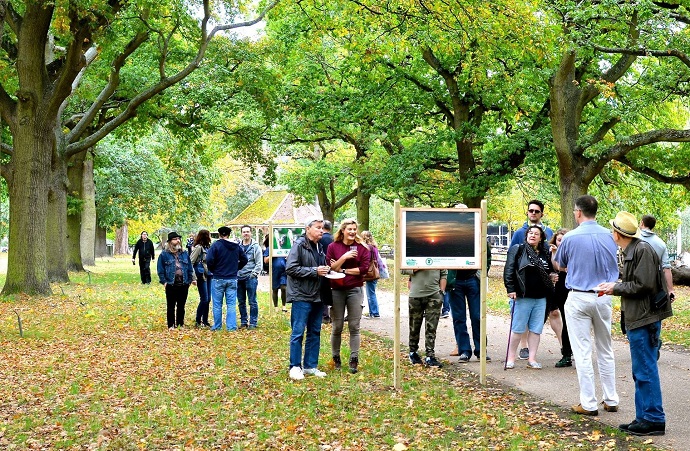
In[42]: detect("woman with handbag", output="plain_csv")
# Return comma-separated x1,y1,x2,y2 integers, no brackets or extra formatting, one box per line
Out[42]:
190,229,213,328
361,230,383,318
503,226,557,369
326,219,371,374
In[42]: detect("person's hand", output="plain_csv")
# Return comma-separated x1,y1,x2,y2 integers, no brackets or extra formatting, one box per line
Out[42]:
346,250,357,259
192,281,197,286
549,244,557,253
507,292,516,300
317,265,330,276
593,282,615,295
550,272,559,284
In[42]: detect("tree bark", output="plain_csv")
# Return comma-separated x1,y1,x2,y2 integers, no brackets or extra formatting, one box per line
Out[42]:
356,180,370,231
66,150,87,271
47,157,70,282
94,223,108,258
3,128,52,295
114,223,129,255
80,154,96,266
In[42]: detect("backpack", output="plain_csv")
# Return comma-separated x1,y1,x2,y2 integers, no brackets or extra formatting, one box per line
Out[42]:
363,249,380,282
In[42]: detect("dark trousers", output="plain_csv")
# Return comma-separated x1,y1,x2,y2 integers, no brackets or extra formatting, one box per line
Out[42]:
139,259,152,284
195,273,213,325
558,301,572,357
165,284,189,328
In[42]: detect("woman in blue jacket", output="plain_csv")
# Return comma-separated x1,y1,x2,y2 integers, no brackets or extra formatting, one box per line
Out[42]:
158,231,196,329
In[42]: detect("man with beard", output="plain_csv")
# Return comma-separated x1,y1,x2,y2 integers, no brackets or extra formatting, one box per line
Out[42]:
157,232,196,329
132,231,155,284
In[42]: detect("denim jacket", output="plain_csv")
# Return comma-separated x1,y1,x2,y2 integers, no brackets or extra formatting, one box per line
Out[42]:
157,249,196,285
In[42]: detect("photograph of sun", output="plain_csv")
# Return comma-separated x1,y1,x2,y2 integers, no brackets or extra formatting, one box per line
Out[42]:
404,210,476,258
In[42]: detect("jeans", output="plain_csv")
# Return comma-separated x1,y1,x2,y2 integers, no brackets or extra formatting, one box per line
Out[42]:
565,291,618,411
442,291,450,315
237,277,259,327
195,273,213,325
449,276,482,356
289,301,324,369
628,321,665,423
211,278,238,331
165,284,189,328
365,280,380,317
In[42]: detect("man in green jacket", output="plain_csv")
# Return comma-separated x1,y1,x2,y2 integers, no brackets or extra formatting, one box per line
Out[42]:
596,211,673,437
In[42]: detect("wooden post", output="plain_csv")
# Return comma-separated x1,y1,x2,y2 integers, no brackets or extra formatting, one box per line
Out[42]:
393,199,401,389
480,199,488,385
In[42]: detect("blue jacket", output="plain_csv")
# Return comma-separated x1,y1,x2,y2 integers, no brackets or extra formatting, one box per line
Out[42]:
510,222,554,248
206,239,248,279
157,250,195,285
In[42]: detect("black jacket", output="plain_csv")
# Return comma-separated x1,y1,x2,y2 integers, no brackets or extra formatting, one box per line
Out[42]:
286,234,326,303
133,239,155,262
503,243,553,298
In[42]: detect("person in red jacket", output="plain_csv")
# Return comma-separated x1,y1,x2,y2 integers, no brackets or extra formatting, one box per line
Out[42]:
326,218,370,374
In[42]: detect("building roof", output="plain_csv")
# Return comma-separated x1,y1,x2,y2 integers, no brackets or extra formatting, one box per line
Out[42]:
228,190,322,226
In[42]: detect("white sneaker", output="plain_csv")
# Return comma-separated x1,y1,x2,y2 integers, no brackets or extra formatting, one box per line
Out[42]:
303,368,327,377
289,366,304,380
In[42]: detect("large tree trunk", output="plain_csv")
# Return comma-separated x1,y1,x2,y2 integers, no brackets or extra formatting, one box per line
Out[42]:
47,166,70,282
80,154,96,266
94,223,108,258
114,223,130,255
3,129,52,295
356,180,370,231
66,150,87,271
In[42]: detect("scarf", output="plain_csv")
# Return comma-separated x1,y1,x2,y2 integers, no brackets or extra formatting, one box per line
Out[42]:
525,244,554,293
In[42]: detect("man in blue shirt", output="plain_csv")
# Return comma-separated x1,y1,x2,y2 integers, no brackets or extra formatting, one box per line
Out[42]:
554,195,620,416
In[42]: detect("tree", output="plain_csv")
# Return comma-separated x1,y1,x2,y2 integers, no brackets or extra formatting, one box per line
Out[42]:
547,1,690,228
0,0,278,294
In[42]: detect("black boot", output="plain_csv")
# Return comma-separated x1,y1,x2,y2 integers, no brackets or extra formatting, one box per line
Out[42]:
349,356,358,374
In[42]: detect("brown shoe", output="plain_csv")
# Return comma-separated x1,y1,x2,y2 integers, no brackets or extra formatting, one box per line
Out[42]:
572,404,598,416
601,402,618,412
450,347,459,357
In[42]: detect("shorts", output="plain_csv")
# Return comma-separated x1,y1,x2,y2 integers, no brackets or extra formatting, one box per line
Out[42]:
510,297,547,334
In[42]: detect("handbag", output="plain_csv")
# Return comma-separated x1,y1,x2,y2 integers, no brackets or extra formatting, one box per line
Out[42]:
363,249,380,282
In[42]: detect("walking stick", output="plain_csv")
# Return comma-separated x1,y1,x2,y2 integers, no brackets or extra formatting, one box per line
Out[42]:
504,298,515,371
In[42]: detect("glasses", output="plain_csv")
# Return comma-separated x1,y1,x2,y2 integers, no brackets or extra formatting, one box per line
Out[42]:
527,209,542,214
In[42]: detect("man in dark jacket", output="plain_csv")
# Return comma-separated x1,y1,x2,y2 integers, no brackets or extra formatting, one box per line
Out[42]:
596,211,673,437
286,217,331,380
206,226,248,331
132,231,155,284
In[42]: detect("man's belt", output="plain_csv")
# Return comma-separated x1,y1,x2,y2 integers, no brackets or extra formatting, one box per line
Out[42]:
570,289,596,293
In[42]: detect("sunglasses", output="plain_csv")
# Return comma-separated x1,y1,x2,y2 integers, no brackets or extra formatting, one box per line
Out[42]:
528,209,542,214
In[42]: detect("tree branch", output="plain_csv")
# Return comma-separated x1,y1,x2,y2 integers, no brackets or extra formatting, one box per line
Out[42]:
616,154,690,189
607,128,690,162
65,0,281,158
591,45,690,69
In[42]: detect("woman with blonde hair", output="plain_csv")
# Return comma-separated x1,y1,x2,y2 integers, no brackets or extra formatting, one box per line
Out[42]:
326,219,370,373
361,231,382,318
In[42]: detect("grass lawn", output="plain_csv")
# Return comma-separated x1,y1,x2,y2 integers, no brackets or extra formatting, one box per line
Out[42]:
0,257,671,449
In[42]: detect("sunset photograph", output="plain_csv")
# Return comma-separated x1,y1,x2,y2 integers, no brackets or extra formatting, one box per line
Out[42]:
403,209,478,258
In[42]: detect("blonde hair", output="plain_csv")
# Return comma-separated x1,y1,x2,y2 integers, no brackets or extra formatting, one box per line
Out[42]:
361,230,377,247
333,218,365,245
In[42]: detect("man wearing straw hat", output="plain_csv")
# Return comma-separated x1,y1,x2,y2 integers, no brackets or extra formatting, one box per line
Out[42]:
553,195,620,417
595,211,673,436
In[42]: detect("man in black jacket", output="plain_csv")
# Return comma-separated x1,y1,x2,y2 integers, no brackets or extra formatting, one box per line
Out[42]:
132,231,155,284
286,217,331,380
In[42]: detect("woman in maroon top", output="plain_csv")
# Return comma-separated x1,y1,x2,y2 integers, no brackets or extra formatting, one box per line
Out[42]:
326,218,371,374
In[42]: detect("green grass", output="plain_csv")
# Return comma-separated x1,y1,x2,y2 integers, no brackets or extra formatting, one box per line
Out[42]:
0,257,667,449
